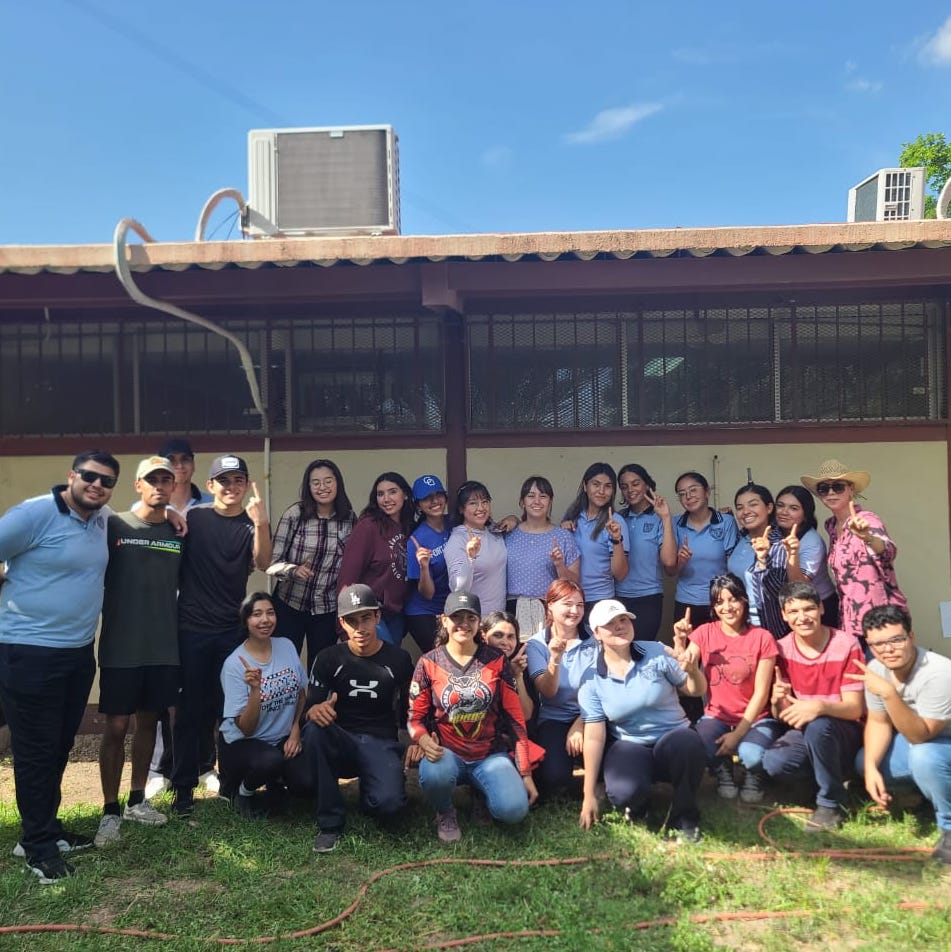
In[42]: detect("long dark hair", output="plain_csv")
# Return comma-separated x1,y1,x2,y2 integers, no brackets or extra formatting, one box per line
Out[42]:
618,463,656,516
775,484,818,538
564,462,617,540
733,482,776,537
298,458,353,522
708,573,750,628
361,472,415,535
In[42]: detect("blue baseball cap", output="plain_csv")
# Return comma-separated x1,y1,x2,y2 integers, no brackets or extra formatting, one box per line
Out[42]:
412,474,446,501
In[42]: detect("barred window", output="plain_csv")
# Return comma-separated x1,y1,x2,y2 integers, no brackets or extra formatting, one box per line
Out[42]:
469,300,945,430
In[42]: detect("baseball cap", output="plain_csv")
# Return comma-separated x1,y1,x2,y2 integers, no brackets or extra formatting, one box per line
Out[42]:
208,454,249,480
588,599,636,630
157,438,195,459
412,474,446,501
444,590,482,618
135,456,175,481
337,584,381,618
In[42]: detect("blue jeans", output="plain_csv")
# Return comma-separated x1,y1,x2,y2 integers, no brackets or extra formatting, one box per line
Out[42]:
419,750,529,823
856,734,951,832
761,716,862,808
695,716,782,770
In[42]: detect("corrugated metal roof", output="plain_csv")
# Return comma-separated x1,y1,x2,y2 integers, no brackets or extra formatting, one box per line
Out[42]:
1,220,951,275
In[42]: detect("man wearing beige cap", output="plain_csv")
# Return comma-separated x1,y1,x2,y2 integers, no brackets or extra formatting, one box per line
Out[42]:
94,457,184,847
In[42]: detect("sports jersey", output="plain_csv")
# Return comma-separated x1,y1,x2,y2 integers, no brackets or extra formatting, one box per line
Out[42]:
405,521,451,615
408,643,531,775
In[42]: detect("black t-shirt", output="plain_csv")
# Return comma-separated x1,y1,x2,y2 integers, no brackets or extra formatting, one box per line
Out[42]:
307,641,413,740
177,505,255,633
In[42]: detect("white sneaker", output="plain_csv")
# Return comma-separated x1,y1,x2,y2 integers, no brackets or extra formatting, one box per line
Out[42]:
123,800,168,826
198,771,220,795
94,814,122,847
144,776,171,800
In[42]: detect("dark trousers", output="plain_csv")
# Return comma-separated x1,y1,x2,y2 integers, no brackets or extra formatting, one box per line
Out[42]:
273,596,339,671
302,722,405,832
217,734,312,796
0,642,95,862
603,727,706,823
532,718,579,795
172,627,240,794
617,593,664,642
405,614,438,654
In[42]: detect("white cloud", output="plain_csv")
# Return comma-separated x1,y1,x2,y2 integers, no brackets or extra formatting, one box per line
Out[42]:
563,102,663,145
481,145,512,169
844,60,857,74
846,77,883,93
920,15,951,64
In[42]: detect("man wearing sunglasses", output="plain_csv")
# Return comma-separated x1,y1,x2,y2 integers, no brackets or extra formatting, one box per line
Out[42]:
849,605,951,866
171,454,271,817
0,450,120,883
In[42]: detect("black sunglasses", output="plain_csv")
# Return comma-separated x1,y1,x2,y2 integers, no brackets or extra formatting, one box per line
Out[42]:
74,468,118,489
815,480,850,496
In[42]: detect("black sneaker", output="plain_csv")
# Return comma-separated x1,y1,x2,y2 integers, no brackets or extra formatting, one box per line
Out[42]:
233,792,267,820
932,830,951,865
667,815,702,844
26,855,75,885
739,769,765,804
171,791,195,817
12,830,93,859
805,804,845,832
313,830,341,853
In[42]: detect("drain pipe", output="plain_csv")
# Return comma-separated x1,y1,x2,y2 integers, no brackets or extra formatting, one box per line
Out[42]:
112,217,271,520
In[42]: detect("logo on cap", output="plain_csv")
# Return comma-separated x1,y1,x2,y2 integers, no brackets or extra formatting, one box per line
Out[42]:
350,591,361,606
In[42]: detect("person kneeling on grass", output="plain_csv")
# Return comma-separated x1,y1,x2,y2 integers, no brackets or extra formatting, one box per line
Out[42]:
848,605,951,866
301,584,414,854
579,599,708,842
758,581,865,832
408,591,538,843
217,592,310,818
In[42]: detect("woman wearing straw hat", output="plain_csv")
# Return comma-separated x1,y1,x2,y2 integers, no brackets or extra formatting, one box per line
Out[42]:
800,459,908,644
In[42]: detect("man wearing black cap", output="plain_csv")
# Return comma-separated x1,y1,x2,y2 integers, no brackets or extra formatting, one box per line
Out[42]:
302,583,414,853
158,438,213,514
171,454,271,815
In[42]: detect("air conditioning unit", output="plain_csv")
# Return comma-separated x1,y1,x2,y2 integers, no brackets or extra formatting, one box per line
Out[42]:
246,125,400,238
847,167,926,222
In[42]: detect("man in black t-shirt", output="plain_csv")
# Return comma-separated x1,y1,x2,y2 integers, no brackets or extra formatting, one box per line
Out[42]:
170,454,271,816
302,584,414,853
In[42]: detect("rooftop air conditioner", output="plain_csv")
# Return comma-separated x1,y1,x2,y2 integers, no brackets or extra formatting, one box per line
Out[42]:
246,125,400,237
847,167,926,222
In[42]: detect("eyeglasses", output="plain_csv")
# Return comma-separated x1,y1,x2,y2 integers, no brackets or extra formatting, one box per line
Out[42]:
676,486,703,499
815,481,851,496
866,633,910,651
74,469,118,489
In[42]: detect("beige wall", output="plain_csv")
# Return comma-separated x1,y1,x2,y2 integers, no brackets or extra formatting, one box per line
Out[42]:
1,440,948,709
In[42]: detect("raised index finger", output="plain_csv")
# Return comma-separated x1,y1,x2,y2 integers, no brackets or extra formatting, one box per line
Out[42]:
239,655,252,670
848,500,858,520
409,536,420,550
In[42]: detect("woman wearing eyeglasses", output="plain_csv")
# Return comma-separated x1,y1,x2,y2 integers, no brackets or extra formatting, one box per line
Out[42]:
800,460,908,645
669,472,740,628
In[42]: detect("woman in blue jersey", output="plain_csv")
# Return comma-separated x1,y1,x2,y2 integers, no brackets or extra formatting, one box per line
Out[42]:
670,471,740,627
504,475,579,637
404,475,452,653
615,464,677,641
562,463,629,623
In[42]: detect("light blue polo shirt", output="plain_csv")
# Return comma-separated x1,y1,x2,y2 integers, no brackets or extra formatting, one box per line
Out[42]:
616,507,666,598
571,510,630,601
673,510,740,606
578,641,689,745
526,631,598,723
0,486,109,648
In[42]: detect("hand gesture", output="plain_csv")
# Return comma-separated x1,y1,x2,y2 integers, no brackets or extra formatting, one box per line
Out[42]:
647,489,670,519
293,564,315,581
550,540,564,567
418,731,444,762
672,607,692,655
605,508,622,544
411,536,432,571
465,527,482,560
781,524,799,565
676,539,692,570
751,527,771,565
843,659,895,700
245,482,268,526
509,644,528,677
239,655,262,691
548,635,567,665
306,691,338,727
846,501,873,543
771,670,792,706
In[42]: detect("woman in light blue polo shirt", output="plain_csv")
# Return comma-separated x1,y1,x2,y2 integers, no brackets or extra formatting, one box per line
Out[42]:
578,598,707,842
562,463,629,623
616,464,677,641
670,471,740,627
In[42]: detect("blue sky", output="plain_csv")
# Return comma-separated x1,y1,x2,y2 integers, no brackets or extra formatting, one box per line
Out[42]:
1,1,950,245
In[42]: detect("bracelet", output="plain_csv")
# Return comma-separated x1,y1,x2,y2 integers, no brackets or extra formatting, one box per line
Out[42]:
611,538,621,546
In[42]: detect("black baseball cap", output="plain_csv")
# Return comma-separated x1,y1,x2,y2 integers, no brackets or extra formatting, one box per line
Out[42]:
208,454,249,480
444,591,482,618
158,438,195,459
337,584,381,618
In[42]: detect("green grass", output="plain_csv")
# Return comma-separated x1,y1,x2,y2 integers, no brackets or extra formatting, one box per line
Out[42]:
0,779,949,952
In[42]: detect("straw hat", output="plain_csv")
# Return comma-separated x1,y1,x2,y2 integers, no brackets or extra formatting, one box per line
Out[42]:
800,459,871,495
